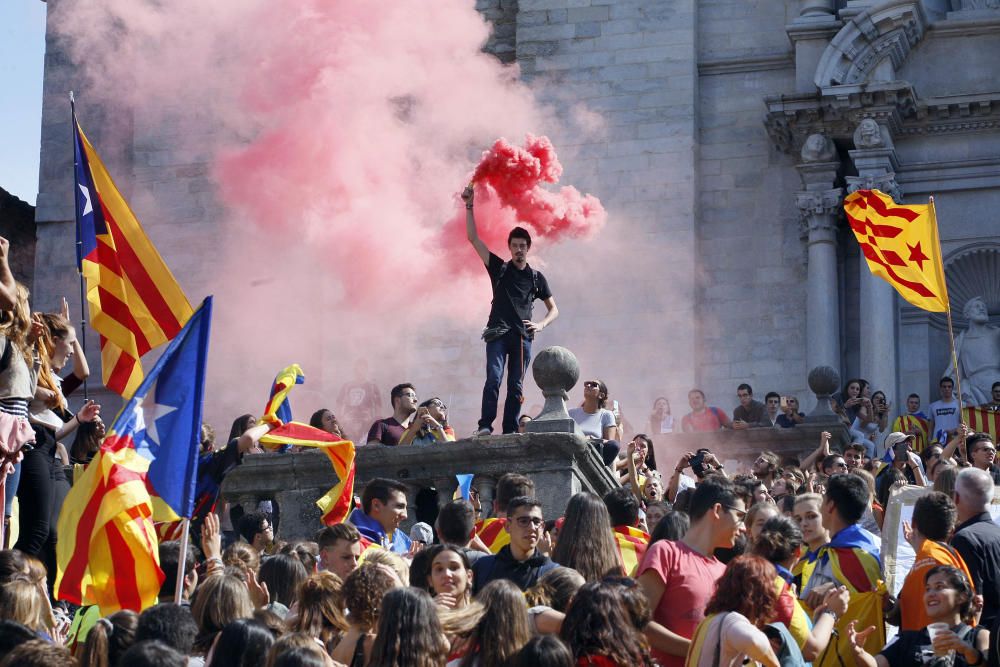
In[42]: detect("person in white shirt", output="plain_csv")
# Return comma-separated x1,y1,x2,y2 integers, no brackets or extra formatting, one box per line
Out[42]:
569,379,620,466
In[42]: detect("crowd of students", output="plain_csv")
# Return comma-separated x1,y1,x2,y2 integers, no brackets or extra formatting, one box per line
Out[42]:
1,417,998,667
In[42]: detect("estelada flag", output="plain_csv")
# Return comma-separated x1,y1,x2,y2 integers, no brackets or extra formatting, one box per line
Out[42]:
843,190,949,312
475,517,510,554
73,105,193,398
55,298,213,613
257,365,357,525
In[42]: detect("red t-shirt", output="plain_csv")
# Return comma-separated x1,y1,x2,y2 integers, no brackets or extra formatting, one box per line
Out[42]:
681,408,725,432
637,540,726,667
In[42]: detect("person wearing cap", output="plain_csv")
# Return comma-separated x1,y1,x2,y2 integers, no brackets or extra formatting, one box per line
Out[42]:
409,522,434,555
874,432,927,504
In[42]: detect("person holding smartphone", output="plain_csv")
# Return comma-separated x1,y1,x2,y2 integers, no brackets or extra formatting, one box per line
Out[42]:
776,395,805,428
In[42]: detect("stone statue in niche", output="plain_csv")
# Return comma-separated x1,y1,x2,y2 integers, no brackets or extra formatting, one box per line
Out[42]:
944,297,1000,406
853,118,886,148
951,0,1000,10
801,133,836,162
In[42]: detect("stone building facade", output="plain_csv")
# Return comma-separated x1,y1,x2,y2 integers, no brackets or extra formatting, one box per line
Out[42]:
32,0,1000,422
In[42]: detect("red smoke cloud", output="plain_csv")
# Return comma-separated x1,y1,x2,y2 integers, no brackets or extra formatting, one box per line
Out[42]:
439,134,606,276
50,0,608,423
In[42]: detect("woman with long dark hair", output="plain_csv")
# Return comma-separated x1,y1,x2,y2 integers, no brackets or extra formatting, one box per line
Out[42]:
454,579,533,667
425,545,473,609
308,408,344,439
559,580,655,667
367,588,449,667
207,618,275,667
684,555,781,667
551,492,622,582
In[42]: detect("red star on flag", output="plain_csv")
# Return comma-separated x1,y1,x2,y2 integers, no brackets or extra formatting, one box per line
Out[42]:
907,241,929,270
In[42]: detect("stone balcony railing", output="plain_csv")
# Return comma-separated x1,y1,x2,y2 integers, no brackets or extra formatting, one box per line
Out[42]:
222,432,619,540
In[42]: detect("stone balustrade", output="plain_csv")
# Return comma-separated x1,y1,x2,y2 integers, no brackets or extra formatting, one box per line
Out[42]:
222,432,620,540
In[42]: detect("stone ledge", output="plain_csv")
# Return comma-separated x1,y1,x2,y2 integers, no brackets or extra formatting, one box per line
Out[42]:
222,432,620,539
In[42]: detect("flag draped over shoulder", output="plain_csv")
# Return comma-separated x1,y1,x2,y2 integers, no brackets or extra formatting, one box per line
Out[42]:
56,298,213,613
843,190,949,312
73,109,193,398
258,365,357,525
613,525,650,576
892,414,930,453
474,517,510,554
801,526,886,666
965,407,1000,444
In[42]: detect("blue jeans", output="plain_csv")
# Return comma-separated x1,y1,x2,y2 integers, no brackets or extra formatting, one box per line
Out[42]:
4,461,21,518
479,331,532,434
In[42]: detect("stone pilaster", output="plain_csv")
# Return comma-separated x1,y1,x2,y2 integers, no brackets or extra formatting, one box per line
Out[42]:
847,122,901,399
795,158,843,376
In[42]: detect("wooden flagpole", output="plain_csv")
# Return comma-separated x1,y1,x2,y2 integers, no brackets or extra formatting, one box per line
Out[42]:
930,197,965,424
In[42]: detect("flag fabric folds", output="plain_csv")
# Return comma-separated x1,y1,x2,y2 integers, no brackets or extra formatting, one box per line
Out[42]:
55,446,162,614
891,414,930,452
613,525,650,576
103,297,213,520
55,297,213,614
474,518,510,554
73,109,193,398
257,365,357,525
843,190,949,313
964,407,1000,444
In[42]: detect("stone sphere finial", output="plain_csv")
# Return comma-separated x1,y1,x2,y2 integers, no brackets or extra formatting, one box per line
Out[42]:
806,365,841,422
525,346,582,434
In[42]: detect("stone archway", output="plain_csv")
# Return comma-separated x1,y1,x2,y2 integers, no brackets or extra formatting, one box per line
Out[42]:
814,0,928,88
942,243,1000,327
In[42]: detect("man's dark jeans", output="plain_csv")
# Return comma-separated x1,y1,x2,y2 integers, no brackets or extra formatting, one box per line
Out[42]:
479,330,531,434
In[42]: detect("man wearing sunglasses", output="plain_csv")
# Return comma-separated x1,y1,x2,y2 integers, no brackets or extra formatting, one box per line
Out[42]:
472,496,558,594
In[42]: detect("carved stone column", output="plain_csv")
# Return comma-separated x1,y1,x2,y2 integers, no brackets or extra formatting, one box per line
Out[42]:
847,119,901,398
796,134,843,377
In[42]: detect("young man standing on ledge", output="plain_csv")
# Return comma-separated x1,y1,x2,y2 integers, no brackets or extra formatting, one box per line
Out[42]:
464,185,558,436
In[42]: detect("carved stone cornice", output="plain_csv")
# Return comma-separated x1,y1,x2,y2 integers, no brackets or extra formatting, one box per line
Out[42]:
764,83,1000,154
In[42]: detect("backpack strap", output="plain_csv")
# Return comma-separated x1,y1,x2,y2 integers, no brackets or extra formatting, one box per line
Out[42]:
495,262,541,300
0,336,10,375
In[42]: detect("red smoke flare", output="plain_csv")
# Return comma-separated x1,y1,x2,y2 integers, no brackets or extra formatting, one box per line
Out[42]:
440,134,606,274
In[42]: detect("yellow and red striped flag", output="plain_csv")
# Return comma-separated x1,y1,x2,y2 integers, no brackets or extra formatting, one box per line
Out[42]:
964,407,1000,444
474,517,510,554
892,414,930,452
844,190,949,313
73,108,193,398
613,524,650,576
55,446,163,614
257,365,357,525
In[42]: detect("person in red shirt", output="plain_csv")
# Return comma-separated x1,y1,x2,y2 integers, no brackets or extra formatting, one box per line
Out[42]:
637,476,745,666
681,389,731,432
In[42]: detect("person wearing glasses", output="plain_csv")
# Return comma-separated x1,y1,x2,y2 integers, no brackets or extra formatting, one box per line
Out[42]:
399,397,455,446
569,378,620,466
471,496,558,594
963,432,1000,484
636,476,747,667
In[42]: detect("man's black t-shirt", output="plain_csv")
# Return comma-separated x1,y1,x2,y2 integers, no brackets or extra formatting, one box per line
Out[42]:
485,252,551,338
880,624,981,666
